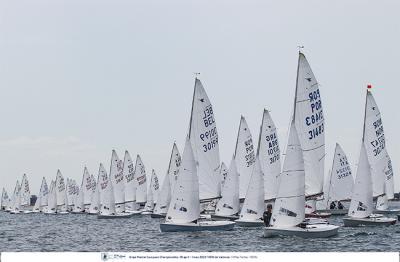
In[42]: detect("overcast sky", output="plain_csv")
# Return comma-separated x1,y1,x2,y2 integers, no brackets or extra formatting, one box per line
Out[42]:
1,0,399,194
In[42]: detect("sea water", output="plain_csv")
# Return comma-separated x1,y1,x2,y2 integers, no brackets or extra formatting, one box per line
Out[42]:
1,206,400,252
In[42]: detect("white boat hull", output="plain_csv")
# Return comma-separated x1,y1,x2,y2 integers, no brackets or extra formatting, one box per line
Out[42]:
141,211,153,215
263,224,339,238
160,220,235,232
234,219,264,227
317,209,348,215
124,210,143,215
373,209,400,215
211,214,239,221
343,216,396,227
97,213,135,219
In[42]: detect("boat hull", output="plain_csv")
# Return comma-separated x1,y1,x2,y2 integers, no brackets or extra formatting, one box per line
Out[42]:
141,211,153,215
160,221,235,232
151,213,166,218
317,209,348,215
97,213,135,219
263,224,339,238
343,216,396,227
373,209,400,215
305,212,331,218
210,214,239,221
124,210,143,215
234,219,264,227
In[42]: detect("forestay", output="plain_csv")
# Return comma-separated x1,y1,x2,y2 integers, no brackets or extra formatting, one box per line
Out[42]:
234,116,256,200
348,144,373,218
188,78,221,201
166,138,200,223
271,121,305,228
294,52,325,198
215,156,239,216
258,109,281,201
326,144,354,202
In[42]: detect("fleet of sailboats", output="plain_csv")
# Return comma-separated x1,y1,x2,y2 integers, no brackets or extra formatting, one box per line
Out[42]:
2,51,398,238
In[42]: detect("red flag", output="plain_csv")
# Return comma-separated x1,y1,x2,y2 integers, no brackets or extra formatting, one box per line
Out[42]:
367,84,372,89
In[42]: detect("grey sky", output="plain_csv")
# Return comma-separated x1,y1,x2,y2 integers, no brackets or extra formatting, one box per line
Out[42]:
1,0,399,194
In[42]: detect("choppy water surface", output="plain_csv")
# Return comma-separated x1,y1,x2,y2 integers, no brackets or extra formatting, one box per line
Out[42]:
1,208,400,252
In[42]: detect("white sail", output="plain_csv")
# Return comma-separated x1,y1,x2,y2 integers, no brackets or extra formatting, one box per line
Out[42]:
348,144,373,218
1,188,9,210
123,150,136,210
153,174,171,215
110,150,125,213
168,143,181,194
294,52,325,198
271,121,305,228
66,178,75,210
258,109,281,201
48,181,57,213
99,163,116,215
39,177,49,210
219,162,228,189
33,194,40,212
234,116,256,200
239,157,265,221
55,170,67,211
215,156,239,216
134,155,147,204
73,185,84,212
166,137,200,223
20,174,31,207
384,153,394,199
376,194,389,211
89,172,100,214
81,167,93,209
363,90,387,197
12,180,22,212
144,169,160,211
326,144,354,203
188,78,221,201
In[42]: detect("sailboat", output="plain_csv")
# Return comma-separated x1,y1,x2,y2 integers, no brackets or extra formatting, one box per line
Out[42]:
55,170,69,214
188,78,221,214
71,183,84,214
109,150,125,214
258,109,282,206
343,144,396,226
81,167,94,212
20,174,33,213
376,154,399,214
142,169,160,215
89,172,100,215
123,150,137,213
160,137,235,232
39,177,49,213
212,156,239,221
97,162,133,219
32,193,41,213
133,155,147,212
1,188,9,211
10,180,22,214
263,121,339,238
44,180,57,214
235,157,265,227
234,116,256,203
320,144,354,215
66,179,75,212
152,143,181,218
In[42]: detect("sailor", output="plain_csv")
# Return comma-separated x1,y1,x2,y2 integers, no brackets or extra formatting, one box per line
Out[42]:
263,204,273,227
337,201,344,210
330,201,336,210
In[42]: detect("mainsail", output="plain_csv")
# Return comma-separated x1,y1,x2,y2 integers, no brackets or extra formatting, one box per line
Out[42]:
257,109,281,201
270,121,305,228
234,116,256,200
144,169,159,211
166,137,200,223
110,150,125,213
81,167,93,210
99,163,116,215
39,177,49,211
55,170,67,212
20,174,31,209
294,52,325,198
325,144,354,203
123,150,136,211
134,155,147,204
188,78,221,201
